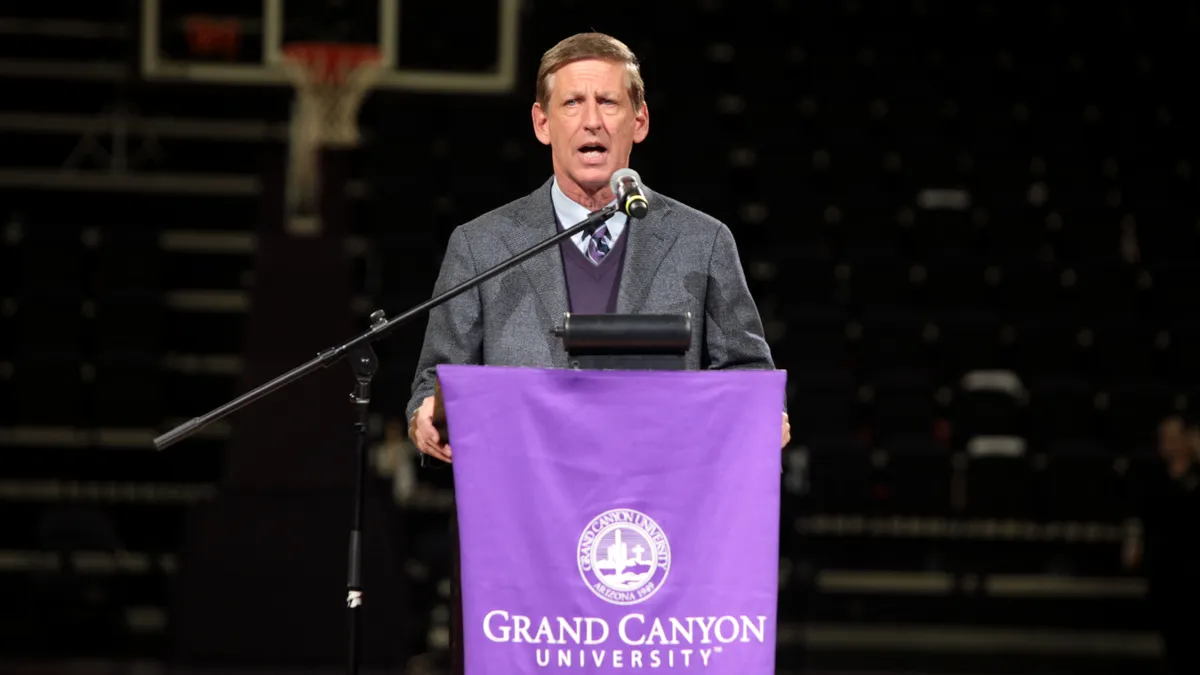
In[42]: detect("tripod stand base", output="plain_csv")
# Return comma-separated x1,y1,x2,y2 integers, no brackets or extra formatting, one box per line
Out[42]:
168,488,412,669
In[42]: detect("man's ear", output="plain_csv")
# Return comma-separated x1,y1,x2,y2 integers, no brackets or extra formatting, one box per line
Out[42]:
632,101,650,144
532,102,551,146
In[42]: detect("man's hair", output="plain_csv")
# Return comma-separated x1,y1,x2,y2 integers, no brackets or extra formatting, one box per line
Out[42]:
535,32,645,110
1163,413,1187,427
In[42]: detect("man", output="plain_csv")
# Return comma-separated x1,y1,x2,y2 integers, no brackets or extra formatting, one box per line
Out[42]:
406,32,788,461
1125,415,1200,675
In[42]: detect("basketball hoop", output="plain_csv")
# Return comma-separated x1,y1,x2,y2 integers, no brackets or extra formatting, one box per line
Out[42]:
281,42,382,234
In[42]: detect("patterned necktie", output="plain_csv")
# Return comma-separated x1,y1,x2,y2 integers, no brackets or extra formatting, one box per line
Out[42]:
588,224,611,263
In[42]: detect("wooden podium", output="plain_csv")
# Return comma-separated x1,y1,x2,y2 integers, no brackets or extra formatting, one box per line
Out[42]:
435,313,692,674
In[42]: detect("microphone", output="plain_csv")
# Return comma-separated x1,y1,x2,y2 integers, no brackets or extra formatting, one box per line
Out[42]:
610,168,650,219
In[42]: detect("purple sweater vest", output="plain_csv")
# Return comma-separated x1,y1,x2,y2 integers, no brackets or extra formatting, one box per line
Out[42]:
556,222,629,314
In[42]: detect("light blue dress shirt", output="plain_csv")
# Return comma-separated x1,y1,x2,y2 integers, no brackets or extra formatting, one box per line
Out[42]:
551,176,627,263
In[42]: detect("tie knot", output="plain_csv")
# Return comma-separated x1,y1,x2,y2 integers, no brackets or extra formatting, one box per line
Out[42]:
587,224,611,263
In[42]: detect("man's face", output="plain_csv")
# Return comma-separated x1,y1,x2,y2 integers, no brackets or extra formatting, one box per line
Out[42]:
1159,418,1188,459
532,58,649,197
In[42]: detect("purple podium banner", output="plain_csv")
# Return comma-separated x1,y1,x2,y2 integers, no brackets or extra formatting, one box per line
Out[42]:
438,365,786,674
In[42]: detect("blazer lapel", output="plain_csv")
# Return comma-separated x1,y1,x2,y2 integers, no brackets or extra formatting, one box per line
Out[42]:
501,179,570,324
499,179,680,318
616,187,679,313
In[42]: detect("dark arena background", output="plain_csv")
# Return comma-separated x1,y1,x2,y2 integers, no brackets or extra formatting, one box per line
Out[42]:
1,1,1198,674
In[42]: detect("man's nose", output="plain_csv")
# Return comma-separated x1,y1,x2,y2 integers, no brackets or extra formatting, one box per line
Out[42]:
582,100,602,130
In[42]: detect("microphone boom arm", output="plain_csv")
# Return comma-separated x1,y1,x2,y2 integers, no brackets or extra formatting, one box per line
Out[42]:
154,203,618,451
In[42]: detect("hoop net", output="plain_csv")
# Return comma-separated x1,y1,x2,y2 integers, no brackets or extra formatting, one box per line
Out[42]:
281,42,382,230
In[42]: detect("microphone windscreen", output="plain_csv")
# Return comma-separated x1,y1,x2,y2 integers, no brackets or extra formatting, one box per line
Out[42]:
609,167,641,195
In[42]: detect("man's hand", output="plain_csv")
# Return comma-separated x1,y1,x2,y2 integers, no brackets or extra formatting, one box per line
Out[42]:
782,412,791,449
409,395,451,463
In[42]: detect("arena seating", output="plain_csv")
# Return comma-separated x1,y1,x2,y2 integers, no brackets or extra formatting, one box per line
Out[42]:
2,1,1197,673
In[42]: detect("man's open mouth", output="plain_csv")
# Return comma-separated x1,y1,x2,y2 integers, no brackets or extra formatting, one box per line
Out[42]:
578,143,608,159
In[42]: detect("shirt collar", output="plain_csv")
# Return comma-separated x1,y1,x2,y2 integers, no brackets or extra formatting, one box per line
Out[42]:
551,176,627,243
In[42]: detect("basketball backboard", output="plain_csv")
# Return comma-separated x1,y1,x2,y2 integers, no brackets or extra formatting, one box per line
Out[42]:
139,0,520,94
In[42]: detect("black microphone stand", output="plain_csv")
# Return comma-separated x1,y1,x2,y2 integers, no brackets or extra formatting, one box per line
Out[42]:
154,203,618,675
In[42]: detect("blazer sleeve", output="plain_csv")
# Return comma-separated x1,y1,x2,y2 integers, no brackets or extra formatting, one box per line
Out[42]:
703,224,787,414
703,223,779,371
404,225,485,426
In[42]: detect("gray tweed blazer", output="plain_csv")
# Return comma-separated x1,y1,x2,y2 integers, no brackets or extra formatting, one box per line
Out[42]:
404,177,779,423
